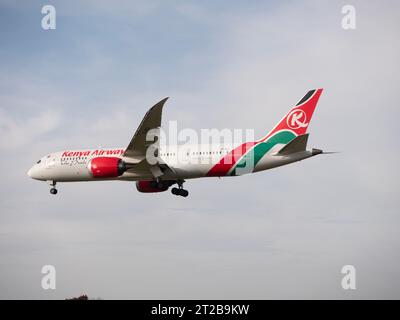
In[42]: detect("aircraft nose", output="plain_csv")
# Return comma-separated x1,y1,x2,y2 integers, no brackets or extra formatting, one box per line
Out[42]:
27,166,39,179
27,168,32,177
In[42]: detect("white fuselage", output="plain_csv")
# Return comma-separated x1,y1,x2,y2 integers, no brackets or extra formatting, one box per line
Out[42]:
27,89,324,196
27,143,314,183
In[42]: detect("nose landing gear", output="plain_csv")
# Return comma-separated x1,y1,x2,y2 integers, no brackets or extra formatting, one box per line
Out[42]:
48,181,58,195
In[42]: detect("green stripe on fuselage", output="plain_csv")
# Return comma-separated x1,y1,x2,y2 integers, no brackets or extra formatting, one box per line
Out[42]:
230,131,296,176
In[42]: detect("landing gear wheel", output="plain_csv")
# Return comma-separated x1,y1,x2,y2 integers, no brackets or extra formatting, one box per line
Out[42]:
172,180,189,197
48,181,57,195
171,187,180,195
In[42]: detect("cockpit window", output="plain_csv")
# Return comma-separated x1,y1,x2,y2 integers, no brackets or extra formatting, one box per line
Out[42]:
36,160,41,164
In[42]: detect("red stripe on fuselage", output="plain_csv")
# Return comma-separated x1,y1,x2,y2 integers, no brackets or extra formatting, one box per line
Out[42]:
206,141,257,177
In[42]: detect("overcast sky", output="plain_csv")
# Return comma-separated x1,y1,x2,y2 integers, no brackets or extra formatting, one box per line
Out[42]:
1,0,400,299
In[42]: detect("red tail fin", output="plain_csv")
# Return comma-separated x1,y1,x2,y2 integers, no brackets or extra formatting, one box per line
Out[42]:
260,88,323,141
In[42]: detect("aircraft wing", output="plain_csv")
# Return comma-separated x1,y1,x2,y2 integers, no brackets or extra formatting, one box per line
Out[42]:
123,97,173,178
123,97,168,160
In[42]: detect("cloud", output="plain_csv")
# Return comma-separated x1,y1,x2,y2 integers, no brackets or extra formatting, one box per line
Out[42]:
0,109,60,149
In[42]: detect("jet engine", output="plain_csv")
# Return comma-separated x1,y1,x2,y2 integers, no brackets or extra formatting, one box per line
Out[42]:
89,157,127,178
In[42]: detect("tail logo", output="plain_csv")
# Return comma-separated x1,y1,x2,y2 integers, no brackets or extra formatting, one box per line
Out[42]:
287,109,308,129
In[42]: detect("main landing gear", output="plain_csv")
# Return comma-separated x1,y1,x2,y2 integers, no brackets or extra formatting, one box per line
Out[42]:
48,181,58,195
171,180,189,198
171,187,189,197
149,178,189,197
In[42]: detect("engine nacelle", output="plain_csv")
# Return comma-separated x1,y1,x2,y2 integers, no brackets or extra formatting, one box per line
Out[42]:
136,180,173,193
89,157,126,178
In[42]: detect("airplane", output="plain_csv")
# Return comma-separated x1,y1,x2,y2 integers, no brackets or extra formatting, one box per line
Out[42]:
28,89,328,197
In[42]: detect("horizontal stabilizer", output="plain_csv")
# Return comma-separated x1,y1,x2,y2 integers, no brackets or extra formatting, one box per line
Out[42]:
278,134,309,155
312,148,339,155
